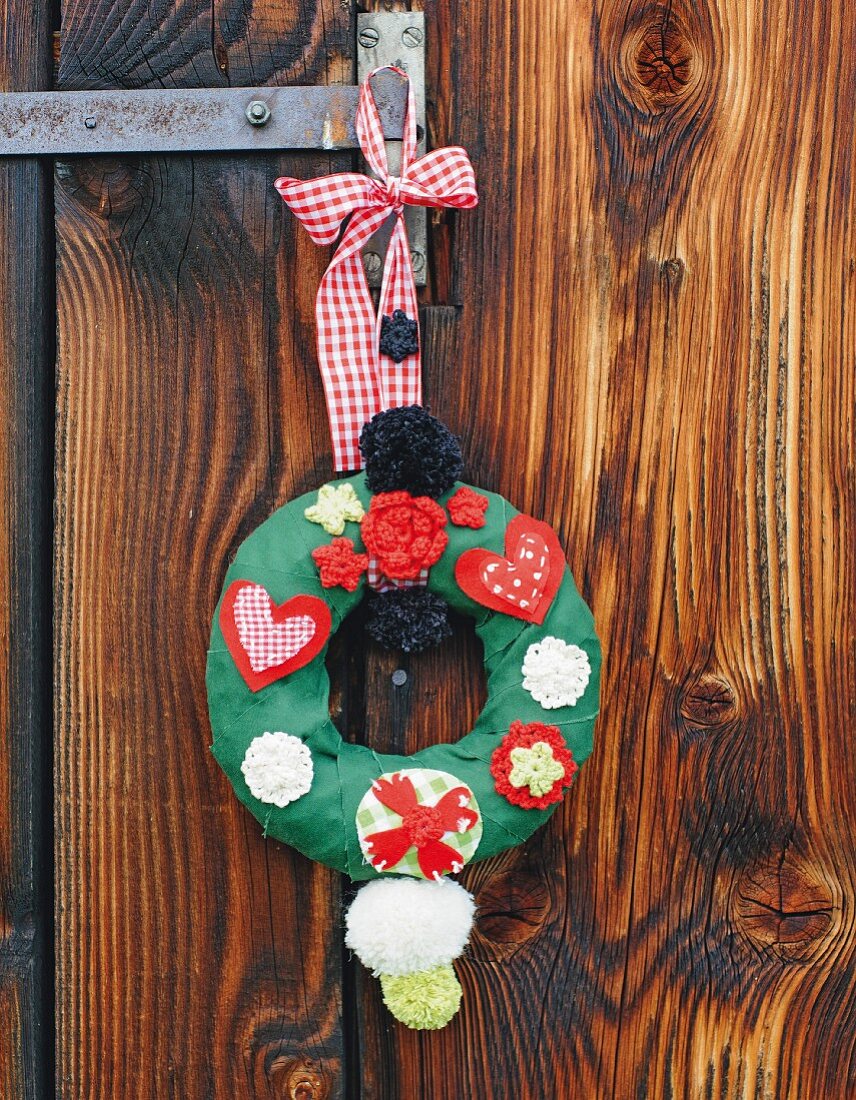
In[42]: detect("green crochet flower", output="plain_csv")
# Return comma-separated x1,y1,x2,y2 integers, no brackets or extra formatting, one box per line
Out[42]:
508,741,565,798
304,482,365,536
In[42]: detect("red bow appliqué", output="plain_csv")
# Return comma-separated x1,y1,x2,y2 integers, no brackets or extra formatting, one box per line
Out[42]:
362,772,480,879
275,66,478,471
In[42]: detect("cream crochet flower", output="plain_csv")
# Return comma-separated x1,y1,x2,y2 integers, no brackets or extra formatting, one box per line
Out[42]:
304,482,365,536
521,636,591,709
241,732,314,807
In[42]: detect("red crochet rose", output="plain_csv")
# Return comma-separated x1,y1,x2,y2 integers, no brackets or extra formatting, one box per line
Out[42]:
361,491,448,581
490,720,578,810
311,537,368,592
447,486,489,528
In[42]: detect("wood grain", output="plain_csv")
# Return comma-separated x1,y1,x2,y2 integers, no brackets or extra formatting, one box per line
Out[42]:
355,1,856,1097
0,3,54,1097
43,0,856,1097
54,3,352,1097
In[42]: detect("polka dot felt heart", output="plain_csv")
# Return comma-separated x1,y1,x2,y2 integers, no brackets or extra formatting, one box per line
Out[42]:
219,581,332,692
454,514,565,624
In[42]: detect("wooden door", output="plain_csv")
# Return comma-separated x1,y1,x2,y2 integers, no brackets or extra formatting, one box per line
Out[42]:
1,1,855,1097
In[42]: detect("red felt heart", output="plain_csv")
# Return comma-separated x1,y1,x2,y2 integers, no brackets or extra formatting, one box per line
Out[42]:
220,581,332,692
454,514,565,624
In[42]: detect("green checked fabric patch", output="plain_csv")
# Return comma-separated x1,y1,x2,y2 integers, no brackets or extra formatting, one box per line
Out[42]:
356,769,484,879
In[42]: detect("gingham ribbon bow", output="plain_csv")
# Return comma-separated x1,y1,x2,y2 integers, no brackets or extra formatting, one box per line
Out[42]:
274,66,478,471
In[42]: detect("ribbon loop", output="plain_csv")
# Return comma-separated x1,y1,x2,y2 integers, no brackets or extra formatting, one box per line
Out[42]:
275,66,478,471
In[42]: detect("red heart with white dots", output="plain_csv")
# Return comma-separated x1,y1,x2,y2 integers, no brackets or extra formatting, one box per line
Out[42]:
220,581,332,692
455,515,565,624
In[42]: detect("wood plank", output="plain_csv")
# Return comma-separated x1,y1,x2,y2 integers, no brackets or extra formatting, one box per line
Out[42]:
54,3,352,1096
357,1,856,1096
0,4,54,1098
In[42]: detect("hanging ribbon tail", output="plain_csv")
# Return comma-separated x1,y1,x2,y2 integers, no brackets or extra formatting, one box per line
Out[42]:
376,212,420,411
274,65,479,472
314,206,390,471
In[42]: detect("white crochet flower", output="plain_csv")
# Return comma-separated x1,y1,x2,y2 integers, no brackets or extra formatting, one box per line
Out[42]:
241,732,314,807
521,636,591,709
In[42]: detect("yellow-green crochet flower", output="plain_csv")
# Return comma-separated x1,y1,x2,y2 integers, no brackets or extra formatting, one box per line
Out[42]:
508,741,565,797
304,482,365,536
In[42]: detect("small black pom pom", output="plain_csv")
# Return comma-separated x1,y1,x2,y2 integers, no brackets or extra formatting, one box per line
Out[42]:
379,309,419,363
359,405,463,498
366,588,453,653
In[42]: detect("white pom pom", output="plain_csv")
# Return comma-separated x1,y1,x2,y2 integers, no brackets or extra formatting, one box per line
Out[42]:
241,732,313,807
521,636,591,709
345,878,476,976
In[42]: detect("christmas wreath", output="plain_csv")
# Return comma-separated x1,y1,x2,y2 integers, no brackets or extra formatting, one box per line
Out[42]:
206,68,601,1030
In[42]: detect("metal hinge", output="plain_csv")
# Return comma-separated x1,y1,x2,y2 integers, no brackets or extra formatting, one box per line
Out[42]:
0,12,428,284
0,80,411,157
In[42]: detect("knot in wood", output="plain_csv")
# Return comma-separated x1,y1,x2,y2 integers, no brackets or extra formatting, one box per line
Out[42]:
56,158,149,219
734,851,836,962
270,1057,328,1100
617,4,700,114
470,866,551,959
660,257,686,288
635,30,691,101
679,673,738,733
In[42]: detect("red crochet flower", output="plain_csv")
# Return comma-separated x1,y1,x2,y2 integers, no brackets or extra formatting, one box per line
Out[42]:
362,772,479,879
490,720,578,810
447,486,489,528
361,491,448,580
311,537,368,592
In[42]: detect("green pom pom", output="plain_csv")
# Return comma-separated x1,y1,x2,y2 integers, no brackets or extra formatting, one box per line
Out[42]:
380,964,463,1030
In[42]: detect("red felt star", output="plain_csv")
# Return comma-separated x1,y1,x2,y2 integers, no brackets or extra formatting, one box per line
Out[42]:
311,537,368,592
447,486,489,528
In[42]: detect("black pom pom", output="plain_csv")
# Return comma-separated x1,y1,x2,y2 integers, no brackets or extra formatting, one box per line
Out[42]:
379,309,419,363
366,588,453,653
359,405,463,497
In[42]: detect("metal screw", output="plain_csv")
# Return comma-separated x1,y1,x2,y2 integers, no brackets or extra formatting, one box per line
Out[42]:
364,251,383,276
84,116,97,129
358,27,380,49
392,669,407,687
401,26,423,48
246,100,271,126
410,249,425,274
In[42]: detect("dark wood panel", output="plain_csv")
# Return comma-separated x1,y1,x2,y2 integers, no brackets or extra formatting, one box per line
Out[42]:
46,0,856,1097
54,3,352,1097
357,1,856,1097
0,3,54,1098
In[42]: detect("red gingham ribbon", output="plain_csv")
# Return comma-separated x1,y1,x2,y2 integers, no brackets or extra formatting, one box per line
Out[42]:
274,66,478,471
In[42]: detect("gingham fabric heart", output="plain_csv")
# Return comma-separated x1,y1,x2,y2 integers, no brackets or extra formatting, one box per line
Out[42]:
220,582,332,692
233,584,316,672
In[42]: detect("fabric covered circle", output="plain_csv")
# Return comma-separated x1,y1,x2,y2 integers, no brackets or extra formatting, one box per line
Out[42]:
355,769,483,878
207,473,600,881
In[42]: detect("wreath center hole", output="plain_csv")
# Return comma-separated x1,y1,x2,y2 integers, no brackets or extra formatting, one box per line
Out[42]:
327,606,487,755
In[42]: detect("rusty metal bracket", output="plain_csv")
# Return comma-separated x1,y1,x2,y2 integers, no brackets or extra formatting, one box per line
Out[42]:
357,11,427,287
0,82,409,157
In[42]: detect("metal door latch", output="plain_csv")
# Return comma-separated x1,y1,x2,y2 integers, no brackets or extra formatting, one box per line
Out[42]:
356,12,426,287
